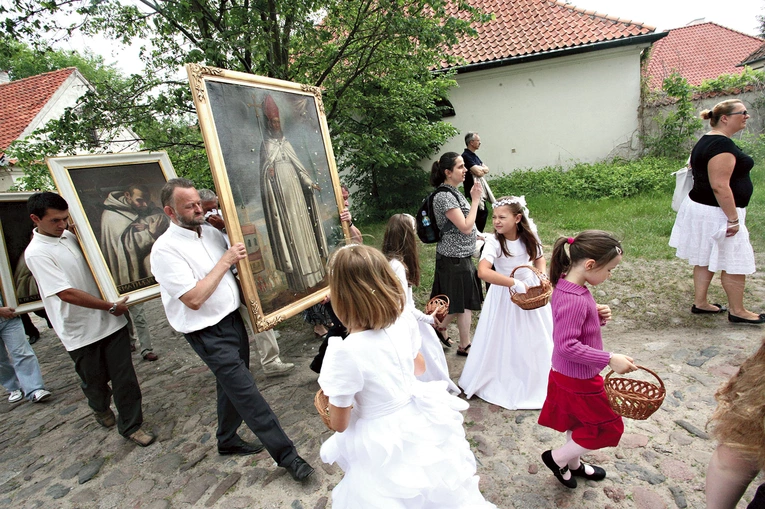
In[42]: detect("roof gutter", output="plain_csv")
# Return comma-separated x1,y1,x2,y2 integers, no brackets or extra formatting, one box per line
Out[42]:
443,31,668,75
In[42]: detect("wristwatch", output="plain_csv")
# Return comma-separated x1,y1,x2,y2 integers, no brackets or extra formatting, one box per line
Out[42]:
108,303,118,314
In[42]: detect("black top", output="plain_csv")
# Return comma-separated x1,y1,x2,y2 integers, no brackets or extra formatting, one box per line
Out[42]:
461,149,482,199
689,135,754,208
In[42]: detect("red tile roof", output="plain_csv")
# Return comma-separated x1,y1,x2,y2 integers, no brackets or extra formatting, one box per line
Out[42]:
0,67,76,153
442,0,656,69
741,41,765,67
644,23,763,90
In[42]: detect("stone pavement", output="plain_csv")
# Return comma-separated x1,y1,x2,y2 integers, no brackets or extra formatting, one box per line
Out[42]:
1,299,764,508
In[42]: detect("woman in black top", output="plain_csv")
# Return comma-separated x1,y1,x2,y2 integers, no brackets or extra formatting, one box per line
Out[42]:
669,99,762,323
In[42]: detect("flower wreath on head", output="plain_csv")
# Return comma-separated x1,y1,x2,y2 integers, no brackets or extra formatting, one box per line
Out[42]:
493,195,539,236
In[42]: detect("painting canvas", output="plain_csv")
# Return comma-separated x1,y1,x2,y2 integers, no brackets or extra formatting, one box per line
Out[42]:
46,152,178,305
0,192,44,313
187,64,348,331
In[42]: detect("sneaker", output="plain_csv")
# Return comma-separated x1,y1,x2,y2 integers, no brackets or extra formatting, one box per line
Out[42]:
94,408,116,428
263,360,295,377
8,390,23,403
31,389,51,403
127,428,156,447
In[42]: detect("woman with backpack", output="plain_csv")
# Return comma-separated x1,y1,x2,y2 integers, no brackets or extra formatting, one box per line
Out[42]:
429,152,483,356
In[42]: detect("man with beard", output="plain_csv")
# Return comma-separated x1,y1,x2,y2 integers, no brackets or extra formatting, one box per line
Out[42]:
259,94,328,294
150,178,313,480
100,184,168,361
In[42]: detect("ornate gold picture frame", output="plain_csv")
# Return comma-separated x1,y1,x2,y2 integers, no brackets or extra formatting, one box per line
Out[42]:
0,192,44,313
46,152,178,305
187,64,348,331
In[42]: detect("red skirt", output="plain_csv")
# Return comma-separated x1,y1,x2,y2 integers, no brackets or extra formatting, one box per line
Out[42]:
538,370,624,449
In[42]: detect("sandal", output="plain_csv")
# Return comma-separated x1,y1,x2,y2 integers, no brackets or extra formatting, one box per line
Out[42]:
456,344,471,357
435,329,453,348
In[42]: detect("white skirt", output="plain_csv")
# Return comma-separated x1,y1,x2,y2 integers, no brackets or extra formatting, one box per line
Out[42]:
669,198,755,274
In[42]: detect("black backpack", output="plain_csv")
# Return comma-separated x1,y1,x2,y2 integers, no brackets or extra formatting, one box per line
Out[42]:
415,187,460,244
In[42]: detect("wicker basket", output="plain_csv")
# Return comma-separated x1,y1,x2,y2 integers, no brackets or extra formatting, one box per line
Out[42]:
509,265,552,310
604,366,666,420
425,294,450,322
314,389,332,429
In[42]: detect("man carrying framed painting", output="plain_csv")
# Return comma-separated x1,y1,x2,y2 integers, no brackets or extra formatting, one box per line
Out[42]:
24,192,155,447
150,178,313,481
260,94,328,294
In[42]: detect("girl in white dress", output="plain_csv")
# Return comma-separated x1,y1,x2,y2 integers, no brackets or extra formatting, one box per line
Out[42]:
383,213,460,395
318,245,496,509
459,196,554,410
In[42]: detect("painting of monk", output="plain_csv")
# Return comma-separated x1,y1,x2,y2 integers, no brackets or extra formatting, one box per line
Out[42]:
260,94,329,294
100,184,169,292
46,152,177,304
0,193,44,312
187,65,349,330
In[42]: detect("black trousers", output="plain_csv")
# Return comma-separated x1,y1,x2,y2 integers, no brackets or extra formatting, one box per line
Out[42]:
310,301,347,374
184,311,297,467
475,204,489,233
68,325,143,437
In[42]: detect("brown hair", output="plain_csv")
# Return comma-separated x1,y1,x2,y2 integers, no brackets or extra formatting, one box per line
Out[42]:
328,245,405,332
382,214,421,287
549,230,622,286
429,152,461,187
700,99,744,127
709,337,765,469
492,197,540,261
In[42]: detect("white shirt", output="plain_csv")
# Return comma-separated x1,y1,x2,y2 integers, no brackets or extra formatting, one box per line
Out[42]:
150,222,240,334
25,229,127,351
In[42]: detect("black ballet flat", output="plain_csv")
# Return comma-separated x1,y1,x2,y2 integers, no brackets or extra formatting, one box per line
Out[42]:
570,462,606,481
691,303,726,314
728,312,765,324
541,450,577,489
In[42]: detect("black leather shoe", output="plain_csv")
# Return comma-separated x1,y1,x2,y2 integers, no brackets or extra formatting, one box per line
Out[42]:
285,456,314,481
217,438,265,456
728,312,765,324
691,303,726,314
541,450,577,488
570,461,606,480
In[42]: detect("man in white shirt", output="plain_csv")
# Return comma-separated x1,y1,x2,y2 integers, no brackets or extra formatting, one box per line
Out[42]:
150,178,313,481
197,189,294,377
24,192,155,447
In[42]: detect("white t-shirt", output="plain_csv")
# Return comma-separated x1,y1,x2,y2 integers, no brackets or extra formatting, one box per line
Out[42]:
150,222,240,334
25,229,127,351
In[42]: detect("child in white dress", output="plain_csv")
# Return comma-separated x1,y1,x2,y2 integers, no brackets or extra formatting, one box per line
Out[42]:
383,213,460,395
318,245,496,508
459,196,554,410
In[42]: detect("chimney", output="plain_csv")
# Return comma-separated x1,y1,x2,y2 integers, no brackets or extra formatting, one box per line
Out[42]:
0,71,9,84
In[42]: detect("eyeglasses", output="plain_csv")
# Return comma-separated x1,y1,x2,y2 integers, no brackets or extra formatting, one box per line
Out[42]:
727,111,749,116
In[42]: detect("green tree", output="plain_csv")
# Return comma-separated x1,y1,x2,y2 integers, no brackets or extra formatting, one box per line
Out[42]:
2,0,489,216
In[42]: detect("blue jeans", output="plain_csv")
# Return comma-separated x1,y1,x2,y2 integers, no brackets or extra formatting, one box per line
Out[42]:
0,317,45,399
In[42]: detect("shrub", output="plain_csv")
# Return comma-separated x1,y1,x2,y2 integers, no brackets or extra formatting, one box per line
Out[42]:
490,156,682,201
644,74,703,159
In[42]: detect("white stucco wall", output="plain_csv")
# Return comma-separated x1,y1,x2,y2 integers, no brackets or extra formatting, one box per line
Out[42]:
434,44,649,175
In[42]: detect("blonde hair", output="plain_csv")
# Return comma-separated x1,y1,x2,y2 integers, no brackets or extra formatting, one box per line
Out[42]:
328,245,405,332
700,99,744,127
709,337,765,470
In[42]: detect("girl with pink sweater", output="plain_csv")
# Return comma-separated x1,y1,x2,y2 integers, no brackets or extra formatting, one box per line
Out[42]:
537,230,638,489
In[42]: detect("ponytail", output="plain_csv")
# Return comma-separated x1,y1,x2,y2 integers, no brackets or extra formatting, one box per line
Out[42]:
549,230,623,286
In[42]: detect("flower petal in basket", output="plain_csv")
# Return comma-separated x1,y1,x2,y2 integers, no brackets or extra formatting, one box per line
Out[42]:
604,366,665,420
509,265,552,310
425,294,450,322
314,389,332,429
